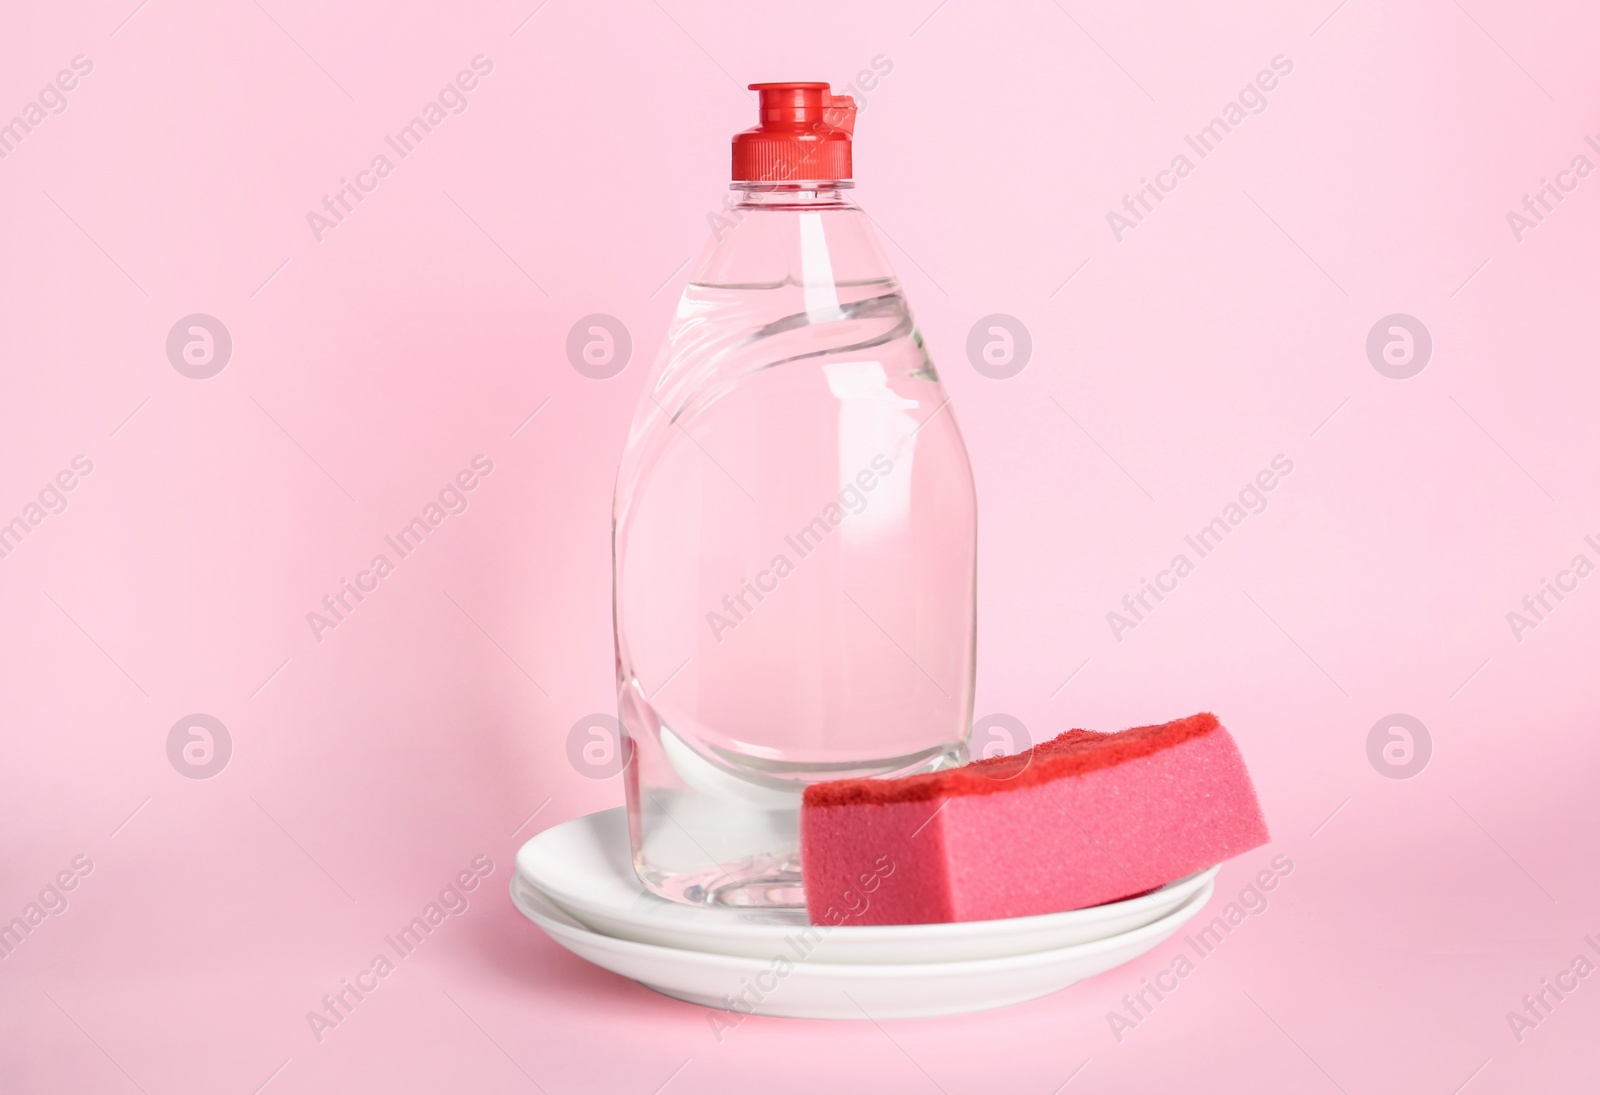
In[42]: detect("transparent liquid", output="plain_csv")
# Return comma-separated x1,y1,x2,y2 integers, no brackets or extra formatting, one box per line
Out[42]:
613,190,976,906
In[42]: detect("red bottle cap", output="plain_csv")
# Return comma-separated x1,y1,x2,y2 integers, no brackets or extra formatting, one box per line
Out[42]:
732,82,856,183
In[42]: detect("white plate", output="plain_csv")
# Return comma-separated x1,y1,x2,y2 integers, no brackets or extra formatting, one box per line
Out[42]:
513,870,1214,1019
514,808,1218,964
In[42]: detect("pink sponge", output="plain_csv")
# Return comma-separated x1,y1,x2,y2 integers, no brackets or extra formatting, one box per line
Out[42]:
800,712,1268,925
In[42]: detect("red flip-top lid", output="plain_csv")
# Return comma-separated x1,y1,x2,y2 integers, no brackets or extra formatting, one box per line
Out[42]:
731,82,856,183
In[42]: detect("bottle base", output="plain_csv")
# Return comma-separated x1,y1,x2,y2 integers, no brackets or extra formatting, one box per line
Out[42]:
636,852,808,909
627,739,968,909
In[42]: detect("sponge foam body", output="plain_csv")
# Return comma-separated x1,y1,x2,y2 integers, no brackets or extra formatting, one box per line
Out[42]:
800,713,1268,925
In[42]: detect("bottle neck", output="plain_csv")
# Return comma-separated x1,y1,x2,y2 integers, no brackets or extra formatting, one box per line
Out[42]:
731,183,855,209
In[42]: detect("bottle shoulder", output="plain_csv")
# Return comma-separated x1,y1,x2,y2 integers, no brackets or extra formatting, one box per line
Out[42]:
696,197,894,291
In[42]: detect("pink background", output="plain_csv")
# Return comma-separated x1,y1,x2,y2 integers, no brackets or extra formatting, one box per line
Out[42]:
2,0,1597,1091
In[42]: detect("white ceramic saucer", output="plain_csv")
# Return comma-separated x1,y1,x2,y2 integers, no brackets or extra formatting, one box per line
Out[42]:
513,869,1214,1019
514,807,1219,964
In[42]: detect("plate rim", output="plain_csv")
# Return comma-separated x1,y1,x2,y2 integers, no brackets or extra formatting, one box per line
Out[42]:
516,805,1220,943
513,872,1216,979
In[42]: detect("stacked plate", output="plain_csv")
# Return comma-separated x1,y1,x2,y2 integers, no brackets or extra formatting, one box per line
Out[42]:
512,807,1217,1020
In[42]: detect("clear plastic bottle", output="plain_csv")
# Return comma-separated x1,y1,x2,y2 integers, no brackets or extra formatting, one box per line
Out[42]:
613,83,976,907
